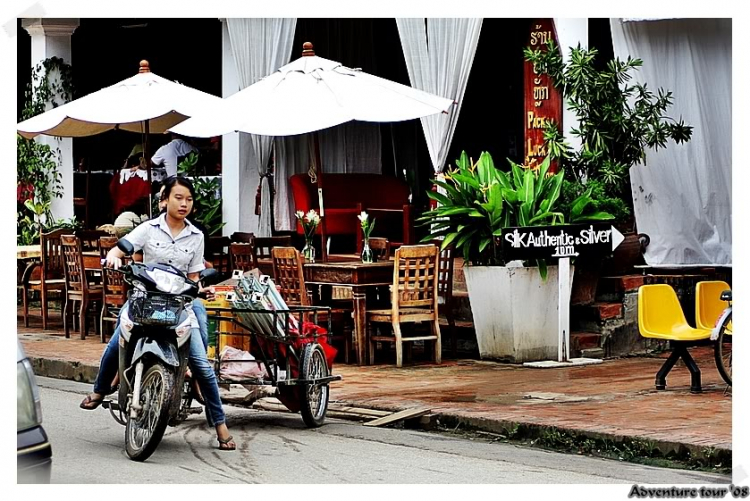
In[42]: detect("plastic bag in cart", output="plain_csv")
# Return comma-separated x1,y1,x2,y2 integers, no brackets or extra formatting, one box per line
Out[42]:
219,345,267,383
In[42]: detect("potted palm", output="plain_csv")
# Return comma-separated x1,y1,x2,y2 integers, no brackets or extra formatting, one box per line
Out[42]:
419,151,611,362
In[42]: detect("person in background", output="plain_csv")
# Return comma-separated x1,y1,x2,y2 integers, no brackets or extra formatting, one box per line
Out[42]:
151,133,197,177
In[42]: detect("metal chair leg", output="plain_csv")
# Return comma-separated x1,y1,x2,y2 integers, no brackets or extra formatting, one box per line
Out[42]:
655,344,682,390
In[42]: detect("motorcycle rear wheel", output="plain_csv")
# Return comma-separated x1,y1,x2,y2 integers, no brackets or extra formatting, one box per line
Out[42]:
126,363,176,461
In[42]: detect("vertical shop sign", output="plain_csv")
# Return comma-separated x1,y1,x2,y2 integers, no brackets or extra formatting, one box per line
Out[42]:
523,19,563,173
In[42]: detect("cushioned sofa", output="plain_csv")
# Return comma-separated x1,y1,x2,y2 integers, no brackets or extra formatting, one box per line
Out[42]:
289,173,414,250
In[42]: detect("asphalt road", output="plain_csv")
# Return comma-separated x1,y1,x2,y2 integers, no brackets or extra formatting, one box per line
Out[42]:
35,377,730,484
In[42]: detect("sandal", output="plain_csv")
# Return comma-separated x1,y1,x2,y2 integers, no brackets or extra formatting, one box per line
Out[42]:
217,435,236,451
80,394,105,410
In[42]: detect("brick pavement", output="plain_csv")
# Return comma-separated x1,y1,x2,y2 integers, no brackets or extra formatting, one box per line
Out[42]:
18,310,732,455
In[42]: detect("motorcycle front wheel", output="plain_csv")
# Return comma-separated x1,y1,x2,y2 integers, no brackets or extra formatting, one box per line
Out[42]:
126,363,176,461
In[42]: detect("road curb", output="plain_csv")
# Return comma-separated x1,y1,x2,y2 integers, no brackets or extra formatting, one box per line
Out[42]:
29,355,730,469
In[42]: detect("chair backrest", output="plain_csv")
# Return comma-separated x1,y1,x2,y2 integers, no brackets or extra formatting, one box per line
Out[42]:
695,280,731,330
102,265,128,307
207,236,231,275
76,229,109,252
431,240,455,301
230,231,255,244
98,236,119,260
255,236,293,261
61,235,86,291
40,228,67,280
392,244,439,312
369,237,391,261
230,243,257,272
271,247,310,306
638,284,689,337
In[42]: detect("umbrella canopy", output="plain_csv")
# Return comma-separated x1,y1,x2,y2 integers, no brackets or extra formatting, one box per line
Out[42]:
17,60,223,139
171,43,454,138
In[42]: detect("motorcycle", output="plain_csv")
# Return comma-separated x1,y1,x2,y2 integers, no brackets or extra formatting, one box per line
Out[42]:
101,239,219,461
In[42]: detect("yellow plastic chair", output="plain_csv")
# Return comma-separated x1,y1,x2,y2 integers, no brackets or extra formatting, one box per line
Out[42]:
638,284,712,393
695,280,731,331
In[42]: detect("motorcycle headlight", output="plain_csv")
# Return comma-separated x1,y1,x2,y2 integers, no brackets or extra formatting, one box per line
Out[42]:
17,359,42,432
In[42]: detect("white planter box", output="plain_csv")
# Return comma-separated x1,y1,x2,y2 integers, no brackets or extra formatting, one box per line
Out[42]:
463,263,574,363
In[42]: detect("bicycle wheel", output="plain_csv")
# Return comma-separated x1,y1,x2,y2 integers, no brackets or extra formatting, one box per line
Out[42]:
300,343,329,428
714,312,732,386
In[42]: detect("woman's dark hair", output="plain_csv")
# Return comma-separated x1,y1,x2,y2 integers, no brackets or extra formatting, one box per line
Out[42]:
161,176,196,201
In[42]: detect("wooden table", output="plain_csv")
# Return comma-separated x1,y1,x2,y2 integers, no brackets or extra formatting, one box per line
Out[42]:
304,260,394,365
17,245,41,260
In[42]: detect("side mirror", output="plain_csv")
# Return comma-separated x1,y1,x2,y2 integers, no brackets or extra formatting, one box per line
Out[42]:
199,267,220,286
117,239,135,256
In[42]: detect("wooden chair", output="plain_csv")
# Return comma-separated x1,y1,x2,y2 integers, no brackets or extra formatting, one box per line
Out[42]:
207,236,232,277
21,229,67,330
367,244,441,367
61,235,103,339
76,229,109,252
369,237,391,261
433,240,457,357
271,247,311,306
98,236,119,260
230,231,255,244
271,247,353,362
100,259,129,343
255,235,293,277
230,242,257,273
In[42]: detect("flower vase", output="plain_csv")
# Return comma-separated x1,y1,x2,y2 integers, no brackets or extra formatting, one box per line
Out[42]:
302,239,315,262
361,238,374,263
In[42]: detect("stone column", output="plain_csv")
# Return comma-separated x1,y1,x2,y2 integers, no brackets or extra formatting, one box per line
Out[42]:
22,18,79,223
220,19,261,237
553,18,588,153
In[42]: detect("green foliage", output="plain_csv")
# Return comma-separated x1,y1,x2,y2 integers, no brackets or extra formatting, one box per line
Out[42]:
524,42,693,223
418,151,611,277
178,152,226,236
17,57,74,244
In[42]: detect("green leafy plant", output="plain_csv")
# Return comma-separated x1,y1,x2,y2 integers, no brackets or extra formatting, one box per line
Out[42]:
418,151,611,278
524,42,693,224
177,152,225,236
18,57,74,244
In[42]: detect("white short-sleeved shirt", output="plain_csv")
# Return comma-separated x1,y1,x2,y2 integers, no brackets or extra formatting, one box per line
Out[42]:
124,213,205,275
150,139,197,177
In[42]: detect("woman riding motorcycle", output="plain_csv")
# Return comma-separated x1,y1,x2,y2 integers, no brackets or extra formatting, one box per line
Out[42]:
80,176,236,451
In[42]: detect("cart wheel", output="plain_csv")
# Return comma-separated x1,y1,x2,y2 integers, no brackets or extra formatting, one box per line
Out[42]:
300,343,329,428
714,312,732,386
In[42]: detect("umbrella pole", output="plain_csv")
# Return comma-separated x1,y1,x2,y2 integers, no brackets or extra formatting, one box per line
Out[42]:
144,120,152,218
314,132,328,262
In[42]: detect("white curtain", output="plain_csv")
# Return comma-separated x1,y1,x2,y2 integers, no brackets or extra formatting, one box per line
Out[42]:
274,123,382,231
610,18,732,266
396,18,482,173
226,18,297,236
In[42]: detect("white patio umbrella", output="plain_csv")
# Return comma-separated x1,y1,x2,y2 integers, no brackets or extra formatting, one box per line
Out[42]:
17,60,224,215
171,42,455,260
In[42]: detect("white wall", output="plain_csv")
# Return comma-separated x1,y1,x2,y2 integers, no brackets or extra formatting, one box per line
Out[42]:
23,18,79,223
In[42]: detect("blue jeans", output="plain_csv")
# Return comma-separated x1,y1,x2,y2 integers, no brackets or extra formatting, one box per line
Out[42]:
93,301,224,427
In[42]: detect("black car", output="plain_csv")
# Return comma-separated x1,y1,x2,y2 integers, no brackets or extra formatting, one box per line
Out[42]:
17,339,51,483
